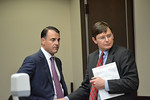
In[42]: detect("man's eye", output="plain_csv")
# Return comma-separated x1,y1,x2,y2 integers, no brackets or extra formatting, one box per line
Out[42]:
50,38,55,42
107,34,111,38
100,37,105,40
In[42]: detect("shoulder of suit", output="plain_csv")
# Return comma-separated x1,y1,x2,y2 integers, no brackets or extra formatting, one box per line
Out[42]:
89,49,99,57
115,45,129,52
24,50,42,59
111,45,131,56
54,56,59,60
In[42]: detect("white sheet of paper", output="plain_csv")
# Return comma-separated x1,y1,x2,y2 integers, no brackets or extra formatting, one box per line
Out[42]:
92,62,124,100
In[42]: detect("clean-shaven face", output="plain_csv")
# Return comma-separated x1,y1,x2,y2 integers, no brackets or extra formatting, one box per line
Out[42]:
41,30,60,56
92,27,114,51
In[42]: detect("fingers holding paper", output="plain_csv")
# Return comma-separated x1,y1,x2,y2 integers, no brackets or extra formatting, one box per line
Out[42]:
90,77,105,90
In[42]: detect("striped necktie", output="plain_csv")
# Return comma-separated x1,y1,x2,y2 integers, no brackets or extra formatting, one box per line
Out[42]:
89,52,104,100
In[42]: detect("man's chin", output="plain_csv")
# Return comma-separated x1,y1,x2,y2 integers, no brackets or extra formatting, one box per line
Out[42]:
54,50,58,54
104,46,112,51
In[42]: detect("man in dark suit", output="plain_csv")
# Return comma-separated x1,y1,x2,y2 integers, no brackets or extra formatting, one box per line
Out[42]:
58,21,139,100
17,26,68,100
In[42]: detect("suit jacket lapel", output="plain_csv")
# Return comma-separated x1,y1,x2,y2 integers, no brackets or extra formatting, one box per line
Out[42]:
55,58,68,95
91,50,99,69
106,45,116,64
38,50,53,84
37,50,68,95
55,58,61,72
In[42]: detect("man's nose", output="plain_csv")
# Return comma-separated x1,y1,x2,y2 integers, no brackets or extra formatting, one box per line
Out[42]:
55,40,59,45
105,37,109,41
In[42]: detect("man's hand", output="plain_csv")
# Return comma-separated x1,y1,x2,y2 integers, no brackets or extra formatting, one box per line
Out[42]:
90,77,105,90
56,97,66,100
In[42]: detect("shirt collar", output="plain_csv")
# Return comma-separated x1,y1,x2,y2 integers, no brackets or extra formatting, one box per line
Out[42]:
41,47,54,60
99,50,109,56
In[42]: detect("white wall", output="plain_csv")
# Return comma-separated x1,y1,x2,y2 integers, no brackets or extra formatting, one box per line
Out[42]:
70,0,83,90
2,0,150,99
0,0,83,99
134,0,150,96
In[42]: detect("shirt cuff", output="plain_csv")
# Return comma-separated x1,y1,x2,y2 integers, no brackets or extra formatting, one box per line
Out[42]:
105,80,110,91
65,96,69,100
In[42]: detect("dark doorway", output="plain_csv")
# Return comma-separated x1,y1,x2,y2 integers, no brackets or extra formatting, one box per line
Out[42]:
80,0,135,76
80,0,150,99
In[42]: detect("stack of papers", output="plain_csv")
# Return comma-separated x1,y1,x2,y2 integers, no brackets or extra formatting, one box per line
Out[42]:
92,62,124,100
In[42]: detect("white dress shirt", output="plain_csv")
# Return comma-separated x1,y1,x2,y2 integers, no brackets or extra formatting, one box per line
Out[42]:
41,47,64,99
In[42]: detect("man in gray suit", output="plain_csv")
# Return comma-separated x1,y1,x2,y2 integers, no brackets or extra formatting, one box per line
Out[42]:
58,21,139,100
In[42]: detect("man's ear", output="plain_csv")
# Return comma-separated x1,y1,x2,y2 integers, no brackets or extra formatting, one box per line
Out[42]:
41,38,45,46
92,37,97,44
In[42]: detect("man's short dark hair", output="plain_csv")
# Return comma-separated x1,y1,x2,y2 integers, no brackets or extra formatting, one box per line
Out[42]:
41,26,60,39
92,21,112,39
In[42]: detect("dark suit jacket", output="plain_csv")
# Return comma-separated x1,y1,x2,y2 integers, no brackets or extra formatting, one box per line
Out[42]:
68,45,139,100
17,49,68,100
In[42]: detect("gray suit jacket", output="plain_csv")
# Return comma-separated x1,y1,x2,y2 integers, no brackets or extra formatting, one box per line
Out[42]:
68,45,139,100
